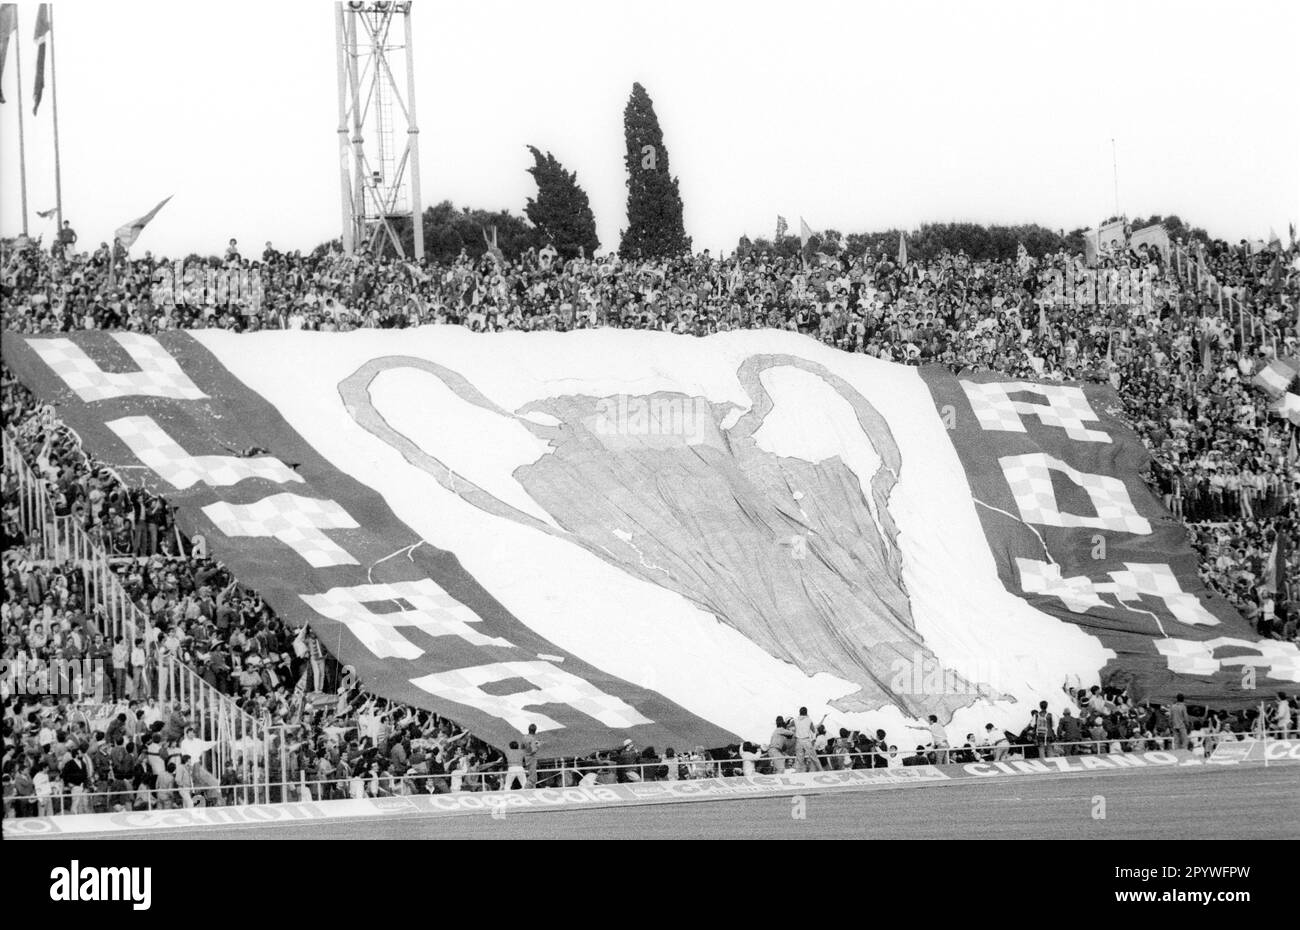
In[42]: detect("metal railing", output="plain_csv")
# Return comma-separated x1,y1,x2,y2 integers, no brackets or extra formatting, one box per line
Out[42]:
3,425,272,797
3,430,145,646
8,730,1295,819
3,427,56,559
1171,242,1288,350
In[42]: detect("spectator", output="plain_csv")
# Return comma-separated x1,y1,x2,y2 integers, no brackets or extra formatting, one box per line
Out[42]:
1032,701,1055,759
501,741,527,790
792,706,821,772
927,713,950,764
1056,707,1083,753
1170,693,1191,750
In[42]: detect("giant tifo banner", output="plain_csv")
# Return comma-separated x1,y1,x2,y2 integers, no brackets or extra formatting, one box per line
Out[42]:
4,329,1296,754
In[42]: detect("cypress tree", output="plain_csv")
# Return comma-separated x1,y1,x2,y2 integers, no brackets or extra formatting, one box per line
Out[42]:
619,82,691,258
524,146,600,259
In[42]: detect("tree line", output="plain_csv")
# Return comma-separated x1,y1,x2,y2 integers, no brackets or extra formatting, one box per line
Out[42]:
318,83,1214,266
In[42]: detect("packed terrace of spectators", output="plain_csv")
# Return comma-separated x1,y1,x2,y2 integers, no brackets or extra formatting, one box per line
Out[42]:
2,228,1297,814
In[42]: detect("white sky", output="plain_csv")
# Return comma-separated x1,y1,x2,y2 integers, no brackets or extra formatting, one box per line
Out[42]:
1,0,1297,256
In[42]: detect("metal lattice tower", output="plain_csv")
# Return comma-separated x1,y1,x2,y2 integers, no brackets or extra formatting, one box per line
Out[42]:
335,1,424,260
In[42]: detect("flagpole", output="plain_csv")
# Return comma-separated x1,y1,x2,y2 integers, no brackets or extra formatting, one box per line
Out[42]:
1110,138,1120,220
49,3,63,231
14,5,30,235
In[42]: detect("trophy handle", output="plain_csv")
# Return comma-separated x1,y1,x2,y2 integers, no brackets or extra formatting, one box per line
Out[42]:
339,355,564,538
728,353,904,580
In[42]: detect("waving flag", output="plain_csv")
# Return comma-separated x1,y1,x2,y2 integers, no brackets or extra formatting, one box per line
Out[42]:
0,4,17,105
775,215,788,242
114,196,173,250
1252,357,1298,398
798,217,813,249
4,329,1295,754
897,231,908,267
1264,530,1290,600
1271,392,1300,426
31,2,46,115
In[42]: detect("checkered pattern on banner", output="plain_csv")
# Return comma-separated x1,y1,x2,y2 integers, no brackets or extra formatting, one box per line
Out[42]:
1000,453,1151,534
1156,637,1300,681
1016,558,1218,627
960,380,1111,443
1015,558,1107,613
27,334,206,402
301,580,512,660
410,660,653,734
1109,563,1218,627
202,493,359,567
106,415,304,490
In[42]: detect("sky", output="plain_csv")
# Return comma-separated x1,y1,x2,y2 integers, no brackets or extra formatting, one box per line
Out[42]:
1,0,1297,257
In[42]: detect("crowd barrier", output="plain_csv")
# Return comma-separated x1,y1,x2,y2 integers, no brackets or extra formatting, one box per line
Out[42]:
8,731,1297,819
1172,242,1287,352
3,426,273,797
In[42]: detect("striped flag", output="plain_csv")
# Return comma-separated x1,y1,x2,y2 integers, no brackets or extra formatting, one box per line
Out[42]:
31,3,47,115
0,4,17,105
775,215,788,241
1270,392,1300,426
1263,530,1289,601
114,196,173,250
1252,358,1298,398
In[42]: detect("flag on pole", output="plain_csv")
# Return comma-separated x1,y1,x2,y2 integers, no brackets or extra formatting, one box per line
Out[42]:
36,206,56,219
114,196,173,250
0,4,17,105
775,215,788,242
1263,529,1289,600
1268,228,1283,252
31,3,47,115
799,217,813,250
897,231,908,267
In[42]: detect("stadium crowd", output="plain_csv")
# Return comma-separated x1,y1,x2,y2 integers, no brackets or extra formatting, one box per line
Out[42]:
2,226,1297,814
